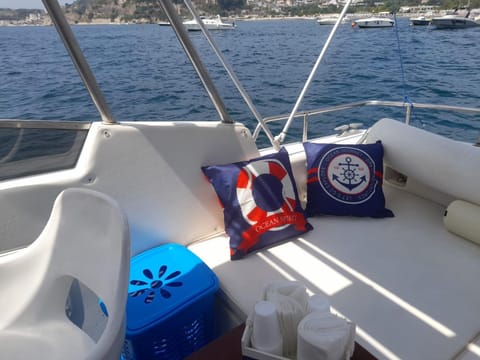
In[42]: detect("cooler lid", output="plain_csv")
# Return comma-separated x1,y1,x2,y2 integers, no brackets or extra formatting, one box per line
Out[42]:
126,243,218,333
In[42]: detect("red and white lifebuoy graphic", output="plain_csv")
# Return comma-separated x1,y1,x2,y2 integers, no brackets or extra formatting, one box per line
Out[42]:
232,158,310,256
236,158,297,231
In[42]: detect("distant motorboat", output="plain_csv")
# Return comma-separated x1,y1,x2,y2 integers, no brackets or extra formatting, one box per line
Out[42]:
431,14,480,29
410,16,431,26
317,16,344,25
353,17,394,28
183,15,236,31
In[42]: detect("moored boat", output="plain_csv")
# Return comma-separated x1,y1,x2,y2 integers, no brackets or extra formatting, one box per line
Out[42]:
353,16,394,28
431,13,480,28
182,14,236,31
317,16,344,25
409,15,431,25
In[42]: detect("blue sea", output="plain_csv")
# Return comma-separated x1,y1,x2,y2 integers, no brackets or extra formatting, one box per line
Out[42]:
1,18,479,145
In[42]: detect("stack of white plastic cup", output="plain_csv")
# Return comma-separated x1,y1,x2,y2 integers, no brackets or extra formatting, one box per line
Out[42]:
298,294,354,360
307,294,331,314
251,300,283,356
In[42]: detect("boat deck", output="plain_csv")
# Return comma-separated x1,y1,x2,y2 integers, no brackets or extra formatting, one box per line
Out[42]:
189,184,480,359
2,118,480,359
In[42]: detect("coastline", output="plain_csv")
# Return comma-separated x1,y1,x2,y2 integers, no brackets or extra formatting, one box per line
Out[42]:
0,15,318,27
0,12,449,27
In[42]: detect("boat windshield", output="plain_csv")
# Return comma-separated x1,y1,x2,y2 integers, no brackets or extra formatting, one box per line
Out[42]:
0,121,89,181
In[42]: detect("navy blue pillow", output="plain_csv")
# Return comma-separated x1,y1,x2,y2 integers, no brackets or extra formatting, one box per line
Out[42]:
303,141,393,218
202,148,312,260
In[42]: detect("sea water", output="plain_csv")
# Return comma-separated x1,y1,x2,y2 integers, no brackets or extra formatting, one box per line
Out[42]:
1,18,479,145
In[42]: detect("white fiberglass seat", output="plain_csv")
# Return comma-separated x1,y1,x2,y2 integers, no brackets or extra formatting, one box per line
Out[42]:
0,188,130,360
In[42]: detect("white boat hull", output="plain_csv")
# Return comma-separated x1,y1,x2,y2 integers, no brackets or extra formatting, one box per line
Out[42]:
3,116,480,360
431,15,480,28
3,2,480,360
410,16,431,25
354,17,394,28
317,17,341,25
183,16,236,31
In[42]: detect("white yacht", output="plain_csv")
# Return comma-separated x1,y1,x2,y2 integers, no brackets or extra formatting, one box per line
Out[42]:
183,14,236,31
353,16,394,28
1,1,480,360
409,15,431,25
431,14,480,28
317,15,344,25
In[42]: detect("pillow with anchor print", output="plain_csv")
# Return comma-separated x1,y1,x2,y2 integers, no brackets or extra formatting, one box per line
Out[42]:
303,141,394,218
202,147,313,260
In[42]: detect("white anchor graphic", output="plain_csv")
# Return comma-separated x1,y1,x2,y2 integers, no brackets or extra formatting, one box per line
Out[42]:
332,156,367,191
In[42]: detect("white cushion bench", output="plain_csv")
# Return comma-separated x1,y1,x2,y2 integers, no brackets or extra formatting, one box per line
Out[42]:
189,119,480,360
189,184,480,359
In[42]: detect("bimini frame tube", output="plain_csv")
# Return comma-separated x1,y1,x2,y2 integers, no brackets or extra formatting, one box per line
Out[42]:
156,0,233,124
42,0,116,124
183,0,279,149
275,0,353,144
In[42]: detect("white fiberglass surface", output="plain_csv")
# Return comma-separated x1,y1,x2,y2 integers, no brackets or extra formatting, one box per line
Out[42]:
189,185,480,359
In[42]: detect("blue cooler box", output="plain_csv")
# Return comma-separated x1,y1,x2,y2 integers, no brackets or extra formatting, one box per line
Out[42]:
122,243,219,360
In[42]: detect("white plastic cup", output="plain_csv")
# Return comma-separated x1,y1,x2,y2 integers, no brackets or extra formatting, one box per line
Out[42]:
251,300,283,356
307,294,331,314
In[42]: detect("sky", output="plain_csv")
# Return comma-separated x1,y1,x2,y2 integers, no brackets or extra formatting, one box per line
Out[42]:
0,0,68,9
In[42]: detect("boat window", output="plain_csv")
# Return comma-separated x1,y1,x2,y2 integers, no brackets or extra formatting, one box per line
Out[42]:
0,121,90,181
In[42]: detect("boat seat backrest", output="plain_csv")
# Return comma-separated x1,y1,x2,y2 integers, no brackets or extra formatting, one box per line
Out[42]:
81,122,260,255
365,118,480,206
0,122,260,256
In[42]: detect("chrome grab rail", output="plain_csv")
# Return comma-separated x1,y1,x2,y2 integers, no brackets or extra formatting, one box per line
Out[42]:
42,0,116,125
182,0,278,148
157,0,233,124
276,0,353,145
252,100,480,141
43,0,233,124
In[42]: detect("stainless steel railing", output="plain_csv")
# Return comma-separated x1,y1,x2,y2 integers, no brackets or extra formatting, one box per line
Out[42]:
252,100,480,143
42,0,116,125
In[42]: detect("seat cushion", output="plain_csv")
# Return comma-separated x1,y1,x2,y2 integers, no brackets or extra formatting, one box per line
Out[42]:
365,118,480,206
189,185,480,360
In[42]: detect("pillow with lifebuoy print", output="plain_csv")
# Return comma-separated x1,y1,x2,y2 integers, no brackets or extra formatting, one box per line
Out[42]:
202,148,313,260
303,141,394,218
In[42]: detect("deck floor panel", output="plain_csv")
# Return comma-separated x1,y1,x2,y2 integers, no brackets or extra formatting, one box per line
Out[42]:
189,185,480,360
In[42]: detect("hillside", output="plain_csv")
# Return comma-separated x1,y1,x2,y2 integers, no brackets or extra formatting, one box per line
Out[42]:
3,0,480,25
0,8,44,20
63,0,167,23
62,0,480,23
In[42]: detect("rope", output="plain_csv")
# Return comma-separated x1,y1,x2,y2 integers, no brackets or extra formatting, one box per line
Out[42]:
391,4,424,127
392,9,407,101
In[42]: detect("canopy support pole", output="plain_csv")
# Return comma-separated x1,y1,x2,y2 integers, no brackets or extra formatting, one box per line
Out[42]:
157,0,233,123
275,0,353,144
42,0,116,124
183,0,278,149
